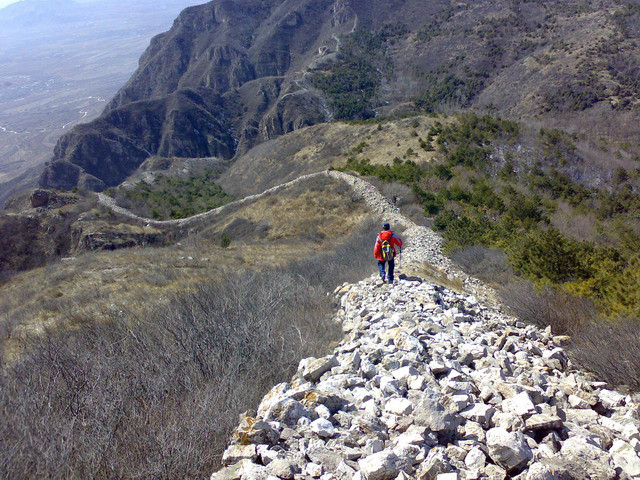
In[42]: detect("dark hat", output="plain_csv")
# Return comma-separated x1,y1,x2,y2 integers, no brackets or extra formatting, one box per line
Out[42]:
383,223,390,230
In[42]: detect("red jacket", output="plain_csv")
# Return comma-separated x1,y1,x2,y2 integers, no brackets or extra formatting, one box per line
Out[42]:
374,230,403,261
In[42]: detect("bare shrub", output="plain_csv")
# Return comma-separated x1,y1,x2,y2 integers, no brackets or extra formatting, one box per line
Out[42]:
450,245,514,285
380,182,415,206
0,217,380,480
569,317,640,391
499,280,598,335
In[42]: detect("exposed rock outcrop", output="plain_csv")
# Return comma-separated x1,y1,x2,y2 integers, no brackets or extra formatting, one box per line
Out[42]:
40,0,640,193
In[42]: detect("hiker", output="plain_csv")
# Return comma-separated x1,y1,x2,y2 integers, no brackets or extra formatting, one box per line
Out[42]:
374,223,403,284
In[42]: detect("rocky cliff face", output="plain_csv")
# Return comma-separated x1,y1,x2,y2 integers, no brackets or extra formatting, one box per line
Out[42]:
39,0,348,190
40,0,640,192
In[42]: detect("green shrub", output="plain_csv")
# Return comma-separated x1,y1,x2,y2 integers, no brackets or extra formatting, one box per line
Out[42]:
112,171,233,220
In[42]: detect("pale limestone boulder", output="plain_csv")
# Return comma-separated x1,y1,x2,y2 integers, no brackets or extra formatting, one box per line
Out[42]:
460,403,495,427
358,450,400,480
416,447,452,480
464,447,486,470
266,458,298,479
610,439,640,476
599,389,625,409
385,397,414,416
502,392,536,417
486,427,533,473
524,413,563,432
222,445,258,466
264,397,311,426
526,462,559,480
300,355,339,382
413,391,462,443
310,418,335,438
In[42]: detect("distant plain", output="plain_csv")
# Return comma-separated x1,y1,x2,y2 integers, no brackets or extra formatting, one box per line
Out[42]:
0,0,205,187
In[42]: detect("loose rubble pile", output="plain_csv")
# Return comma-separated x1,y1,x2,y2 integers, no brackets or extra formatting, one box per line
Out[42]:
212,275,640,480
209,170,640,480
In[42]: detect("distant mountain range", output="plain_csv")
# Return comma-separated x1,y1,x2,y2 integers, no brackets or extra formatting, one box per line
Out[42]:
38,0,640,192
0,0,204,29
0,0,80,27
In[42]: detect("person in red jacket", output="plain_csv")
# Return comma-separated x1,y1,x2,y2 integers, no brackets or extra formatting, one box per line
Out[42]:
374,223,403,284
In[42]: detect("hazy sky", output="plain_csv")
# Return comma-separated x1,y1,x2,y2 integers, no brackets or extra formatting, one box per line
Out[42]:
0,0,18,7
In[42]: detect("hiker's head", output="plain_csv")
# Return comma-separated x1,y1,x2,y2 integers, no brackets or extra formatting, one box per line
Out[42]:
383,223,390,231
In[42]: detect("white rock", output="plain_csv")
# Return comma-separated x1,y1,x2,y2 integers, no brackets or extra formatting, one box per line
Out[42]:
310,418,335,438
600,416,624,434
429,360,449,375
365,438,385,455
380,376,402,395
305,462,323,478
599,389,625,409
568,394,592,409
407,375,427,391
436,474,458,480
342,351,362,370
560,435,605,460
267,458,298,479
610,439,640,476
301,355,339,382
460,403,495,427
623,424,640,442
464,447,486,470
526,462,559,480
385,397,414,416
358,450,399,480
222,445,258,465
393,427,426,448
392,366,420,381
486,427,533,473
502,392,536,416
315,404,332,419
265,397,311,425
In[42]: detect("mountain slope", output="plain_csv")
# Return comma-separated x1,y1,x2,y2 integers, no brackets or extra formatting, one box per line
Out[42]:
40,0,640,192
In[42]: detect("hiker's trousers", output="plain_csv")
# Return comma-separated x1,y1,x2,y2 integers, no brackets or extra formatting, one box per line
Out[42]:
378,259,395,283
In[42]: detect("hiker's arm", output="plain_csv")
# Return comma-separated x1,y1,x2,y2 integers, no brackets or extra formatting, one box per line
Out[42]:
393,234,403,248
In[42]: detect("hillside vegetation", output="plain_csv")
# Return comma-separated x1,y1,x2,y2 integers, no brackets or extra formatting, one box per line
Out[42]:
106,169,233,220
337,113,640,319
0,174,381,479
38,0,640,193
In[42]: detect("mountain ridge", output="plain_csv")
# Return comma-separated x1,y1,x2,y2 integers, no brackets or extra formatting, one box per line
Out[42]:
39,0,640,193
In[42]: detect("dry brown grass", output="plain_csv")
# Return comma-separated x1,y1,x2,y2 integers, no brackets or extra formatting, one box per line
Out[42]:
220,116,442,197
0,175,374,357
0,216,381,479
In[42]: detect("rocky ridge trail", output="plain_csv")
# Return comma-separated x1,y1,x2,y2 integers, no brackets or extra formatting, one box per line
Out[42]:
210,174,640,479
212,276,640,480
